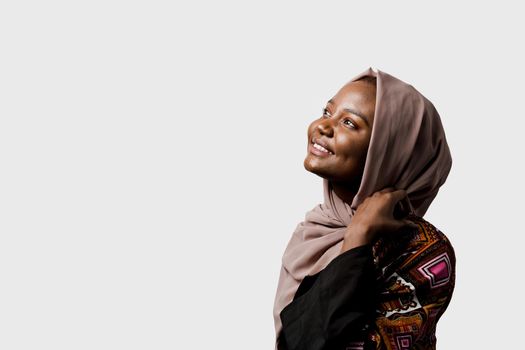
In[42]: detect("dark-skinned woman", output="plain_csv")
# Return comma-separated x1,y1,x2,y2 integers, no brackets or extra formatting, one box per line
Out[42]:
273,67,455,350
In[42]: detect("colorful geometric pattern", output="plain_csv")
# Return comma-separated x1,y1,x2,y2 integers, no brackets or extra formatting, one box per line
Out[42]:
417,252,452,289
379,273,422,318
395,334,413,349
350,214,456,350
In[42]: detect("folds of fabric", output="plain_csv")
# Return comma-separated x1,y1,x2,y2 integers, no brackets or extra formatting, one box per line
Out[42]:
273,67,453,349
277,215,456,350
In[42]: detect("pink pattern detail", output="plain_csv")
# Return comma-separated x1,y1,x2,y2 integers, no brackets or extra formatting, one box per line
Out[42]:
395,334,412,349
417,252,451,288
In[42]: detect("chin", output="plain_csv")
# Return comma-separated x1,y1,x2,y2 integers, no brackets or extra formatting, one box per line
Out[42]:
303,160,330,179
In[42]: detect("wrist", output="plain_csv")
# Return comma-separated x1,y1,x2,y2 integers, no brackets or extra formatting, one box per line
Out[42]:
341,223,374,253
340,235,369,253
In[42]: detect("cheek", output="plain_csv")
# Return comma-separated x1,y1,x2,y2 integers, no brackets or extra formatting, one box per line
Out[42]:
335,137,369,161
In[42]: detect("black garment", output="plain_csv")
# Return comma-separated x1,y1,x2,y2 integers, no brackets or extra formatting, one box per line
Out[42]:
278,245,376,350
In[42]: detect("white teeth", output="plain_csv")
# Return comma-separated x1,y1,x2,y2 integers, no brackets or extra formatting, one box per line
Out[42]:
314,143,331,154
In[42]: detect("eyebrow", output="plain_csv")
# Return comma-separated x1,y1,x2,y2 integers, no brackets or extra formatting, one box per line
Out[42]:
327,99,370,127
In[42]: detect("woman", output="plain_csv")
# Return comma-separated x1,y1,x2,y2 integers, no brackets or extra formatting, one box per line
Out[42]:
273,67,455,350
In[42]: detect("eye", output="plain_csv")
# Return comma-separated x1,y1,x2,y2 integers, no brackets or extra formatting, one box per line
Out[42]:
343,119,356,129
322,108,331,117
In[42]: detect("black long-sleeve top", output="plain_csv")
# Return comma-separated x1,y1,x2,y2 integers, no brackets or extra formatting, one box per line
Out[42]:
277,215,456,350
278,245,376,350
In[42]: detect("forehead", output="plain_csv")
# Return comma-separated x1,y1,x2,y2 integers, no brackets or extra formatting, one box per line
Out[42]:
330,81,376,121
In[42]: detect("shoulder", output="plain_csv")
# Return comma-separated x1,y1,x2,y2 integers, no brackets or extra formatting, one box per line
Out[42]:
372,213,456,289
367,215,456,348
409,214,453,245
408,214,456,265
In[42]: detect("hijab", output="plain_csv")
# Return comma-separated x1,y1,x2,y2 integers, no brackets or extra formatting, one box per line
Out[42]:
272,67,453,348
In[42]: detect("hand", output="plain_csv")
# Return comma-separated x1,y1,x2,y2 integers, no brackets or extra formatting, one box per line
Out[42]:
341,187,417,253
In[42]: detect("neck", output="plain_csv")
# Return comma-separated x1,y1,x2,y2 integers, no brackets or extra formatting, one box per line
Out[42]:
330,180,359,205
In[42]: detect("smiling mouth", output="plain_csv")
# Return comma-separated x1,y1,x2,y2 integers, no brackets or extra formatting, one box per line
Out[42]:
311,137,334,154
313,142,333,153
310,142,334,156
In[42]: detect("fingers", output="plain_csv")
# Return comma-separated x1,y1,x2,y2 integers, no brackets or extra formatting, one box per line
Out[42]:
370,187,417,234
377,187,408,201
377,187,396,194
378,187,407,197
390,188,408,198
379,187,413,216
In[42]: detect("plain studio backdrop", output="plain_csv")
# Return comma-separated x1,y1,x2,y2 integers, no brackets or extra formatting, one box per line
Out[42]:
0,1,522,349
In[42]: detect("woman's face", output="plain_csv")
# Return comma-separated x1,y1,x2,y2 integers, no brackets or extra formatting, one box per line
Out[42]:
304,80,376,187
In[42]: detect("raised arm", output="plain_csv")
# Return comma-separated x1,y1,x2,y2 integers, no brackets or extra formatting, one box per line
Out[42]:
278,218,456,350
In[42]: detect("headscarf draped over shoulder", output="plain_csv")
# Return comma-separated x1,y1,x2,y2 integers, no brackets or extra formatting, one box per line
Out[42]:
273,67,452,348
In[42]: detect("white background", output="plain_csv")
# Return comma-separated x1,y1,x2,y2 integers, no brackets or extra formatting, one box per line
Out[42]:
1,1,522,349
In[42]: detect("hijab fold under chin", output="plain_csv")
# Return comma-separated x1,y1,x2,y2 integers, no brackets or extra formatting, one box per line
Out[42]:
273,67,453,349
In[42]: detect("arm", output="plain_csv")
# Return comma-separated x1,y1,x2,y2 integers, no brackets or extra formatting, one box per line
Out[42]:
367,224,456,349
279,244,377,350
278,189,445,349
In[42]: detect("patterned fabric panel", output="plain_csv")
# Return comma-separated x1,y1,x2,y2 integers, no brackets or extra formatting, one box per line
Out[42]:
358,214,456,350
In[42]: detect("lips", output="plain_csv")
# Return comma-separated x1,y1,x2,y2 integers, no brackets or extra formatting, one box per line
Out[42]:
312,137,334,154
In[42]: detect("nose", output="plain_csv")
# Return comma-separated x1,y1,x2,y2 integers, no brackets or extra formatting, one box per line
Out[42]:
317,118,334,137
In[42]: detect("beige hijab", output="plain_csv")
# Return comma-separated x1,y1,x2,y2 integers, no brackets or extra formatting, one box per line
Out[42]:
272,67,452,348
